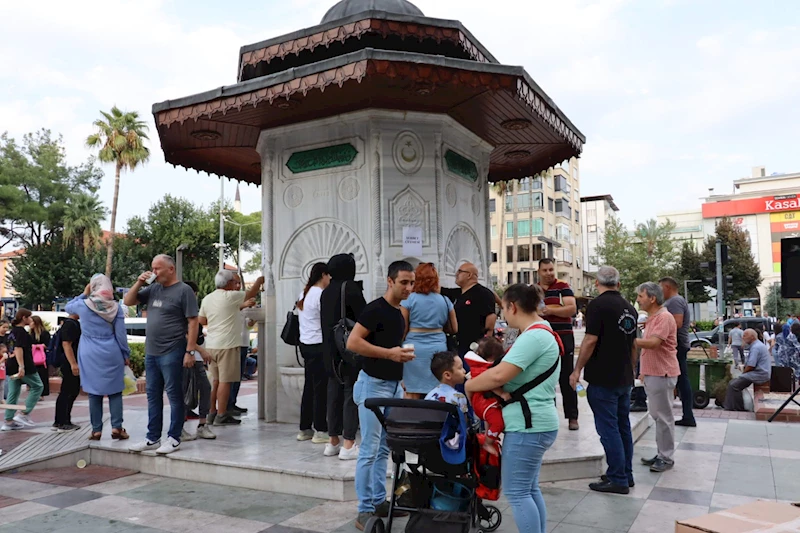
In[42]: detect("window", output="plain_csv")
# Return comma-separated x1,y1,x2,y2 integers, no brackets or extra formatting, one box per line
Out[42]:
491,251,498,263
555,199,571,218
588,224,597,233
573,189,580,204
521,270,531,284
507,272,514,285
573,165,579,181
506,246,514,263
548,198,554,212
556,224,571,242
532,176,543,189
491,225,497,239
532,192,543,209
532,243,545,261
506,221,514,238
575,209,580,224
531,217,544,235
518,244,530,262
519,177,531,191
555,175,570,193
504,195,513,212
557,247,573,263
518,219,530,237
516,193,531,211
489,198,496,213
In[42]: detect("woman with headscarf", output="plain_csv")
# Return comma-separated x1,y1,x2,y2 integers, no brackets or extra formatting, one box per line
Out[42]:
65,274,131,440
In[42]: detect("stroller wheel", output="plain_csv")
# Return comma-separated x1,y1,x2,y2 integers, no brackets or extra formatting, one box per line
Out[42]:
363,516,385,533
479,504,502,532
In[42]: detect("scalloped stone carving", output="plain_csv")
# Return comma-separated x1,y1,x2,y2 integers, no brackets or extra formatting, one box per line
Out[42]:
392,131,424,175
444,223,484,278
445,183,457,208
389,185,431,247
279,218,368,280
284,185,304,208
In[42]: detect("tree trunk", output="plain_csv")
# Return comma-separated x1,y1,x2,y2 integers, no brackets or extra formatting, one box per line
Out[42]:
105,163,121,278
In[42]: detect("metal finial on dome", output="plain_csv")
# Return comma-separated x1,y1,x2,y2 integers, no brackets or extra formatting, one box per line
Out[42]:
321,0,424,24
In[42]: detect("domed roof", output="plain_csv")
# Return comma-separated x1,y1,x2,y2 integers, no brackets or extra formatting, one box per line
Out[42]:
321,0,424,24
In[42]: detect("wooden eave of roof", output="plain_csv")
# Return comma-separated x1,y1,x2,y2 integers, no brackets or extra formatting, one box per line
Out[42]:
237,11,498,81
154,49,585,185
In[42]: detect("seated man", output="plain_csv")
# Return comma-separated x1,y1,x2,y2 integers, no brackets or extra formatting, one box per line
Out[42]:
724,329,771,411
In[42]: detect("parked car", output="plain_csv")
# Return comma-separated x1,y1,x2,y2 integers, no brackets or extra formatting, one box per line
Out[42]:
691,317,773,347
32,311,68,334
125,317,146,344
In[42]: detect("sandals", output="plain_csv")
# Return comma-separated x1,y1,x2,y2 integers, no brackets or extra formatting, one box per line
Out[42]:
89,432,102,441
111,428,129,440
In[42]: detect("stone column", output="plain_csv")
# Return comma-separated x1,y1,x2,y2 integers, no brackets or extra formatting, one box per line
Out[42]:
259,144,278,423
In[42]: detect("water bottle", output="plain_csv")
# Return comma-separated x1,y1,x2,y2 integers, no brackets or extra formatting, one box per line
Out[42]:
576,383,587,397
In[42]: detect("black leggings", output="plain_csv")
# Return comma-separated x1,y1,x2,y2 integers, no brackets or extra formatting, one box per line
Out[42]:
299,344,328,432
327,372,358,441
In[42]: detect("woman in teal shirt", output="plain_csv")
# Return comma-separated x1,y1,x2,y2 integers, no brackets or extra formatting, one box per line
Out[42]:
466,283,560,533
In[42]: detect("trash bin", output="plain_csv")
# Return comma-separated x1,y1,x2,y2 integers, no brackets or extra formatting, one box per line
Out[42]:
686,358,731,409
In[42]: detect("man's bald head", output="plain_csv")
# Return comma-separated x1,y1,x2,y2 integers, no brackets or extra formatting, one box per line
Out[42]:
743,329,758,343
455,262,479,289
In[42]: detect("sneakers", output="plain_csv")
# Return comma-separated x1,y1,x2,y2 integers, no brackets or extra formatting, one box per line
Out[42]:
13,414,35,427
213,413,242,426
297,429,314,441
155,436,181,455
649,458,674,472
355,512,374,532
568,419,579,431
181,428,197,441
339,444,359,461
324,442,342,457
196,424,216,440
230,405,248,414
312,431,329,444
1,420,23,431
640,455,658,466
57,423,80,432
129,439,161,452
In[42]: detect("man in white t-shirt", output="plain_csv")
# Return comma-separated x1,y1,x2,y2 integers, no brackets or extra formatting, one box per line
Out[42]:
199,270,263,426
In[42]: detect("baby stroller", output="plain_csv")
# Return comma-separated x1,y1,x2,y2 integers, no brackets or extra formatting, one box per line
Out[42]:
363,398,502,533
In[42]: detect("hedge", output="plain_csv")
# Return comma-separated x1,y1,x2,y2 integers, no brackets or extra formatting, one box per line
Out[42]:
694,320,716,332
128,343,145,378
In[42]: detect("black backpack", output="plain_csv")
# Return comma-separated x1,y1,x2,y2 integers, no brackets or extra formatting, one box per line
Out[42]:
333,281,361,371
47,320,75,367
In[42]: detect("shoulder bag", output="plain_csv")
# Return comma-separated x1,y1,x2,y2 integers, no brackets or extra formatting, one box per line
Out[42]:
333,281,361,369
281,305,301,347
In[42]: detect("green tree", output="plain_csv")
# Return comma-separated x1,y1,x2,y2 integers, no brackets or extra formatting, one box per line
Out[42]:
764,283,800,319
701,217,762,303
675,240,710,303
63,193,106,252
86,107,150,277
594,217,677,302
0,130,102,249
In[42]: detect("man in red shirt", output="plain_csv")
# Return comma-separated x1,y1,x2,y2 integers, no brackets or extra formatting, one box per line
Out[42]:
635,282,679,473
538,258,579,430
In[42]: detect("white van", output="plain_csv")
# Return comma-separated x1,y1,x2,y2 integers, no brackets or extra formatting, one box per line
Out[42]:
32,311,69,334
125,317,146,344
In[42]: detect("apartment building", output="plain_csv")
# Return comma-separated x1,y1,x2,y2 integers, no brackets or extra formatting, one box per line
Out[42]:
488,158,584,292
580,194,619,273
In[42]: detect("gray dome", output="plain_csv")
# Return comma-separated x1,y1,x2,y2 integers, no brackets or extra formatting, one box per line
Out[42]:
321,0,424,24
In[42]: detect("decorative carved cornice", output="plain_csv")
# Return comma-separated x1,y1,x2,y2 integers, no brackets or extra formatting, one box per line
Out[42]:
517,79,583,153
157,61,369,127
239,18,489,79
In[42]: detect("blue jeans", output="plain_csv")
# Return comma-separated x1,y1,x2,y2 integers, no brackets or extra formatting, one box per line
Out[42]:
89,393,123,433
587,385,633,487
676,347,696,423
502,430,558,533
145,348,186,442
353,371,403,514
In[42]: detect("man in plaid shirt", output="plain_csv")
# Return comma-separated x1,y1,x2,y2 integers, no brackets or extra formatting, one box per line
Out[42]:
635,282,679,473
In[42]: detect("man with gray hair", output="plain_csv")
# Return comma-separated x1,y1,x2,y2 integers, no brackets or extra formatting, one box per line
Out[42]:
199,270,263,426
570,266,639,493
125,254,200,455
635,282,680,473
724,329,771,411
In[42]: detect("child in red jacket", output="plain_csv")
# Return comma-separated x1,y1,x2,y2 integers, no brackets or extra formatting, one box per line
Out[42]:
464,337,508,455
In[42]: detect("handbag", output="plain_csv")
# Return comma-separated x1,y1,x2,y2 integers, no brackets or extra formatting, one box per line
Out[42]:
441,295,459,353
32,344,47,366
281,305,300,346
333,281,361,368
183,366,198,410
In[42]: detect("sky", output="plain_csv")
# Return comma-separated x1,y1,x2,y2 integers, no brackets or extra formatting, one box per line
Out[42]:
1,0,799,232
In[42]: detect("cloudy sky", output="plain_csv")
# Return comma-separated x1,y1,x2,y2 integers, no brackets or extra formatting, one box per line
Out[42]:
1,0,798,230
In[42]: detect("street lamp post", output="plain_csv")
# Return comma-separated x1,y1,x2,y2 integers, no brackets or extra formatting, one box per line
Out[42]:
224,217,261,276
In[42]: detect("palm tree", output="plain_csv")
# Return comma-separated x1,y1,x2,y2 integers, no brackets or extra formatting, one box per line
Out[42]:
86,107,150,277
635,219,670,256
63,194,106,252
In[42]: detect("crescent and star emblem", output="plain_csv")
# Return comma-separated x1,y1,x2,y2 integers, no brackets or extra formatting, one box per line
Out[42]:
400,141,416,162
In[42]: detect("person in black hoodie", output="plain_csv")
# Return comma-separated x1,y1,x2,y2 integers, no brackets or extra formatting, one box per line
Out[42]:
320,253,365,460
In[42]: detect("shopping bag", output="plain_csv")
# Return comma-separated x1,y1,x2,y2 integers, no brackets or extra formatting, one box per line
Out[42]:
122,367,137,396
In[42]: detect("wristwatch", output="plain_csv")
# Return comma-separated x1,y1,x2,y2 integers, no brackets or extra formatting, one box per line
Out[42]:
186,350,197,357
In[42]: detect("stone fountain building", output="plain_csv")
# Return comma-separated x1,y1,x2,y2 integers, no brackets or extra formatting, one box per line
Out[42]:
152,0,585,422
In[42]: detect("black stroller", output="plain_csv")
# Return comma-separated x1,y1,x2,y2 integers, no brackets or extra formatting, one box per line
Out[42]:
363,398,502,533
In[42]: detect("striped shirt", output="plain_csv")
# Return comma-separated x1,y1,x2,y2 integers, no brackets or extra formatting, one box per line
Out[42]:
640,308,680,377
539,279,574,337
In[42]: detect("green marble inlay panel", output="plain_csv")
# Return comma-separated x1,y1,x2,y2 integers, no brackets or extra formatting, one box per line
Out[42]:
286,143,358,174
444,149,478,182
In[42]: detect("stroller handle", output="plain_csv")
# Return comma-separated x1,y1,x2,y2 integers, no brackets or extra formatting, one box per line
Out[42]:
364,398,460,427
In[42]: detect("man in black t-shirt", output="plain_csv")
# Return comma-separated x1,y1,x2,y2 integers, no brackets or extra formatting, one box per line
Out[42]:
570,266,638,495
54,315,81,431
347,261,415,531
441,262,497,362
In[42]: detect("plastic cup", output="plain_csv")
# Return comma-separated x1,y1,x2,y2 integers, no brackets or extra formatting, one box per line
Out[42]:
76,459,87,469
